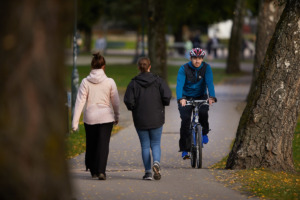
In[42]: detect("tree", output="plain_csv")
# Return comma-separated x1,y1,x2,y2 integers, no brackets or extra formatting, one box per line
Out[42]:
0,1,72,199
165,0,236,44
147,0,167,79
226,0,246,74
77,0,103,52
226,0,300,171
247,0,284,101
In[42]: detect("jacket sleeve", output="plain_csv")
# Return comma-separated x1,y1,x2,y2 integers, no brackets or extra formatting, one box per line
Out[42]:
72,79,88,130
110,79,120,122
176,66,186,101
205,64,217,100
159,78,172,106
123,81,135,111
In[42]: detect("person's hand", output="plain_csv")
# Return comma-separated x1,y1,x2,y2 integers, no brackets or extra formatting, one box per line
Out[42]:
208,98,215,106
114,120,119,125
180,99,187,107
72,125,78,132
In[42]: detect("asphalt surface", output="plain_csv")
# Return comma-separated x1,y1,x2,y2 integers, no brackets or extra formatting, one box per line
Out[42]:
68,55,258,200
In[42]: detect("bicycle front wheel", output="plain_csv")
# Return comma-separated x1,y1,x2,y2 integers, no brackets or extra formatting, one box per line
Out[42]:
190,128,196,168
196,125,202,168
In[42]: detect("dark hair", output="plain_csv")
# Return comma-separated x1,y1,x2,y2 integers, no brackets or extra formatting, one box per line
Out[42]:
91,52,106,69
137,57,150,73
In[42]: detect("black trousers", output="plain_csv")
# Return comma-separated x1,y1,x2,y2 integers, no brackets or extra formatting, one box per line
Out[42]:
84,122,113,176
178,103,209,152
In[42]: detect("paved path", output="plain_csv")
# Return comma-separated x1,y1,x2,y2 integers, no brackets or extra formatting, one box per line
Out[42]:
68,58,257,199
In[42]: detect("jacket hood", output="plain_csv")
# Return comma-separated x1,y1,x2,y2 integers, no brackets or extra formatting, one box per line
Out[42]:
133,72,158,88
87,69,107,84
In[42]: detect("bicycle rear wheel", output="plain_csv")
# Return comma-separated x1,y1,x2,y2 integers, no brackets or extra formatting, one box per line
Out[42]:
190,128,196,168
196,125,202,168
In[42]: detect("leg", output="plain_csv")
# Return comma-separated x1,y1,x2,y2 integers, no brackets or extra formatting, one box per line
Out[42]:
198,105,210,135
84,123,98,176
95,122,113,175
149,127,163,180
149,126,163,164
178,104,193,151
136,129,152,172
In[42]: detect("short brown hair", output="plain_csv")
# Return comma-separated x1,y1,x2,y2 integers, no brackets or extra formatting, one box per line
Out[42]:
91,52,106,69
137,57,150,73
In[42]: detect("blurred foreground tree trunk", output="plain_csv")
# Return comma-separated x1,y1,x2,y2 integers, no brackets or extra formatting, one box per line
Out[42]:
226,0,300,171
226,0,246,74
147,0,167,80
247,0,284,101
0,1,72,199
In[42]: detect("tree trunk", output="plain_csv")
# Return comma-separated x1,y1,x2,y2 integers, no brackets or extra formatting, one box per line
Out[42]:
247,0,284,101
132,28,141,64
174,27,185,55
226,0,300,171
0,1,72,199
147,0,167,80
84,28,92,53
225,0,246,74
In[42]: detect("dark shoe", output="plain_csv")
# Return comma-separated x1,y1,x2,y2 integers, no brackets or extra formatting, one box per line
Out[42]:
143,172,152,180
203,135,209,144
98,173,106,180
152,162,161,180
182,151,190,160
91,174,99,179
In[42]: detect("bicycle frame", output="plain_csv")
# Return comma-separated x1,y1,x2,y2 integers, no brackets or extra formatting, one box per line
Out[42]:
186,99,208,168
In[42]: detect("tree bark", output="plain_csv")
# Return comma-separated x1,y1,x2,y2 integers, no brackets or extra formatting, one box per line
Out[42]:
83,29,92,53
226,0,300,171
0,1,72,199
225,0,246,74
247,0,284,101
147,0,167,80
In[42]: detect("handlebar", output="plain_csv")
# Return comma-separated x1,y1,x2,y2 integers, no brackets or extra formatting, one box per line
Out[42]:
185,99,209,106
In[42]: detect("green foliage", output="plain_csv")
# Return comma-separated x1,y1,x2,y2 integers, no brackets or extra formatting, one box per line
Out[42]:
165,0,236,32
77,0,104,31
106,0,142,29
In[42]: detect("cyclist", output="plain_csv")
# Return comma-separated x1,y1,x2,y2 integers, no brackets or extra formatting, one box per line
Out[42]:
176,48,217,159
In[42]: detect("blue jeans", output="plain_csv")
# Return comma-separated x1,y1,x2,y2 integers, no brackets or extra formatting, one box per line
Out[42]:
136,126,163,172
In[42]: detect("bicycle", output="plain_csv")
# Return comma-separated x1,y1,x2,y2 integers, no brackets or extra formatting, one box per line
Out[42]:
186,99,209,168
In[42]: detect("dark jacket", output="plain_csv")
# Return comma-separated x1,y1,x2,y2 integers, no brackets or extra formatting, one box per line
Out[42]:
124,72,172,129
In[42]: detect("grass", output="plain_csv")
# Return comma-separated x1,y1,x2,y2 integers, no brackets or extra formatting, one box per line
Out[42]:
210,117,300,200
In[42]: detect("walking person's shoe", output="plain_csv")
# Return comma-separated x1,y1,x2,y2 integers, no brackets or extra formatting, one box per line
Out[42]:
152,162,161,180
91,174,99,179
98,173,106,180
143,172,152,180
182,151,190,160
203,135,209,144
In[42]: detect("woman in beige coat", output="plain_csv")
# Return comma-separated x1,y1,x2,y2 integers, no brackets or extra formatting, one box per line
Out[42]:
72,52,120,180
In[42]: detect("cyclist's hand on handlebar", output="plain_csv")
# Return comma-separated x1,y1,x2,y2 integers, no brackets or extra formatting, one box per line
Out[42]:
180,99,187,107
208,98,215,106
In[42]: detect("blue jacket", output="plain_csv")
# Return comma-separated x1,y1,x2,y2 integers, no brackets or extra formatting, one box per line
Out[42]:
176,61,216,100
